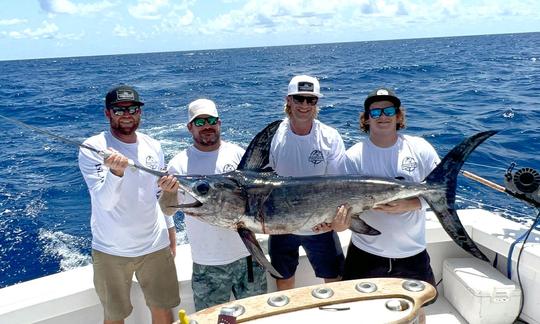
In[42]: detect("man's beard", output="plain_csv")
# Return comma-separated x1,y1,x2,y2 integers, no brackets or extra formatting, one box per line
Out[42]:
194,130,220,147
110,119,139,135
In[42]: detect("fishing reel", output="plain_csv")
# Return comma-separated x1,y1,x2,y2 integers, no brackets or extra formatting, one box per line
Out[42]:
504,163,540,208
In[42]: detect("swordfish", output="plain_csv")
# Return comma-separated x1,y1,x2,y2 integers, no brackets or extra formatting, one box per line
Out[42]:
0,113,495,278
170,120,496,278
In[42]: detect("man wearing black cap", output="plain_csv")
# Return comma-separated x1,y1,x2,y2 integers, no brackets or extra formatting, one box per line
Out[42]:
78,85,180,324
339,87,440,288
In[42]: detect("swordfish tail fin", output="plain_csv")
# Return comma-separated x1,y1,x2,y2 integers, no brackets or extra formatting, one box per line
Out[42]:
423,130,498,262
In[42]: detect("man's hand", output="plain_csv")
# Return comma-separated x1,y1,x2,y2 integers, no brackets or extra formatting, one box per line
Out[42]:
158,175,179,193
104,148,129,177
312,222,332,233
312,203,352,233
372,198,421,214
331,203,352,232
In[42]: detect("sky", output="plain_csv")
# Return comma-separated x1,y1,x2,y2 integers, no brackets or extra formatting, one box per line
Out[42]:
1,0,539,61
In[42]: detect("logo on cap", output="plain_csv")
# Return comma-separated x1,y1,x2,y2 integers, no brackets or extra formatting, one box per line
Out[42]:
298,82,314,92
376,89,389,96
116,89,136,101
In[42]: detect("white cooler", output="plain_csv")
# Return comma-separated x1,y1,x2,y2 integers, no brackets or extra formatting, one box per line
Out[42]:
443,258,521,324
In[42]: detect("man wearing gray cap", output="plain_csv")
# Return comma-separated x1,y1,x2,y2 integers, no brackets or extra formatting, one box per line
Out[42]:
78,85,180,324
268,75,346,291
159,99,267,311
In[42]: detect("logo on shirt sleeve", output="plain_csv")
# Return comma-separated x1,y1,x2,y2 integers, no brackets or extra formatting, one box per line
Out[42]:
95,163,105,183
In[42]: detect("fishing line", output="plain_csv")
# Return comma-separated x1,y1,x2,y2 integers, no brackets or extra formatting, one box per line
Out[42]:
455,195,531,222
465,161,507,171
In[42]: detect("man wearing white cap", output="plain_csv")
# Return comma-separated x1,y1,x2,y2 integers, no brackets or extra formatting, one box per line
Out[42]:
159,99,267,310
268,75,346,290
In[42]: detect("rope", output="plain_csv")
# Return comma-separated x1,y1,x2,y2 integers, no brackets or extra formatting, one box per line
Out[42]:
511,210,540,324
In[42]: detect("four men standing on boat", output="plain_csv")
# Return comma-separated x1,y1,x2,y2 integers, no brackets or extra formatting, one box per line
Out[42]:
80,81,438,322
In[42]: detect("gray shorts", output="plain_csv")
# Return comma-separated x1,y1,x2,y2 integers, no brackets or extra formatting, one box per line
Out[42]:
92,247,180,321
192,257,268,311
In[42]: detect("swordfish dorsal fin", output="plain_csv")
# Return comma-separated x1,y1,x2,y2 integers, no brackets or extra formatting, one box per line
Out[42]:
237,120,282,171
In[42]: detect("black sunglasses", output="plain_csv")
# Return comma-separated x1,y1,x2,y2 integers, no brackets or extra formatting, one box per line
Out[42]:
192,116,219,127
110,105,141,116
292,95,318,105
369,106,397,119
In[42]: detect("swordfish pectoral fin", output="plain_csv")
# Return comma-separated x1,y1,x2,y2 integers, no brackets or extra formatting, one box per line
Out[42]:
237,226,284,279
350,213,381,236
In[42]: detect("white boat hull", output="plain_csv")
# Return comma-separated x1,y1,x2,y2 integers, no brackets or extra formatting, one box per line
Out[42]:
0,209,538,323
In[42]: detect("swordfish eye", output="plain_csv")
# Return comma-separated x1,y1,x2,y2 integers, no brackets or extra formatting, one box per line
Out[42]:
192,180,210,196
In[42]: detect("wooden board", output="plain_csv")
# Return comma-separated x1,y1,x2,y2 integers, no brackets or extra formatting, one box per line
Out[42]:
186,278,437,324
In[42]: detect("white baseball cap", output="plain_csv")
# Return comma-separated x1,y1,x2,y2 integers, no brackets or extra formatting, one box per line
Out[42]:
287,75,323,98
188,99,219,123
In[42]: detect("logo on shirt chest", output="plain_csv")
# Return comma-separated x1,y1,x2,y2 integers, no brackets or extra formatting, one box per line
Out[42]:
308,150,324,166
401,157,418,173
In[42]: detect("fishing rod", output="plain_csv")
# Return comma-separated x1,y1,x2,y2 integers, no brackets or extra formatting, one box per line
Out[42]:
462,161,540,324
0,113,167,178
461,166,540,209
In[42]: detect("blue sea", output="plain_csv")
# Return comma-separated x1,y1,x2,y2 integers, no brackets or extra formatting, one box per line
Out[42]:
0,33,539,288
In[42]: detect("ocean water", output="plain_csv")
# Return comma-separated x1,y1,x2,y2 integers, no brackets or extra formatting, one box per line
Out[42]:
0,33,539,288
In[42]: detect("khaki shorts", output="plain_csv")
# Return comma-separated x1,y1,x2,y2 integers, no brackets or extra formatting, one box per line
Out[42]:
92,247,180,321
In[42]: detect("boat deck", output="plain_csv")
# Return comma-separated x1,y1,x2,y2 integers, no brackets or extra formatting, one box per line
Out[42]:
425,292,466,323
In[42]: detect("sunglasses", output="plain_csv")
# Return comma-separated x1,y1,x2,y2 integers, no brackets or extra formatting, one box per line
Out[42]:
368,106,398,119
110,105,141,116
292,95,318,105
192,116,219,127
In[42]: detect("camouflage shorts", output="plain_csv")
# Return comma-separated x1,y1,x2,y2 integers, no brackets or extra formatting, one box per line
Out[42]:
192,257,268,311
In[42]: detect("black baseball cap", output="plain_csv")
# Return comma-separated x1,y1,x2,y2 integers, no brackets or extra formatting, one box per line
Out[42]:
364,87,401,110
105,85,144,108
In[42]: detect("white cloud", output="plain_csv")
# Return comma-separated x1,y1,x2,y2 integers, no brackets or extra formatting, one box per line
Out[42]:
39,0,115,15
0,19,27,26
128,0,170,20
113,24,137,37
3,21,59,39
188,0,540,38
39,0,77,14
177,10,195,26
198,0,345,35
